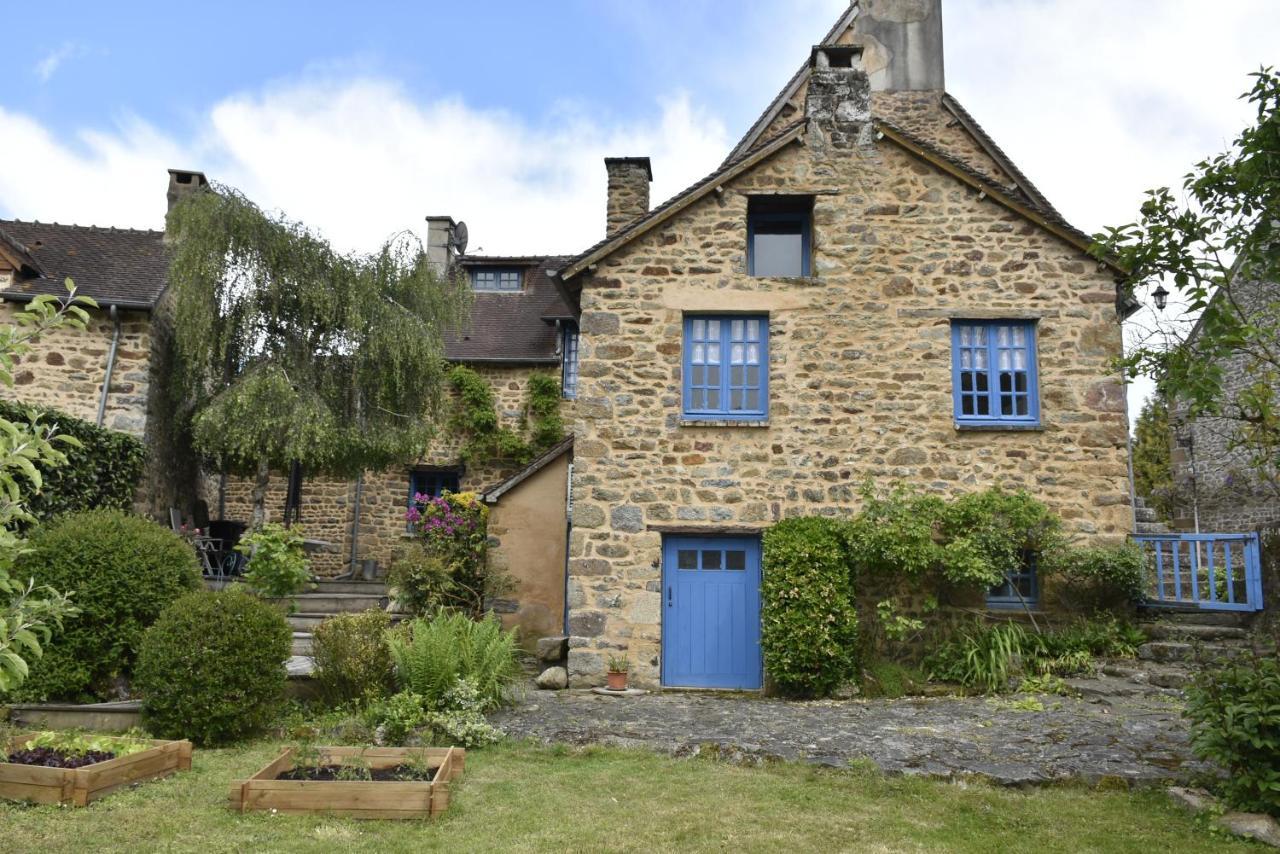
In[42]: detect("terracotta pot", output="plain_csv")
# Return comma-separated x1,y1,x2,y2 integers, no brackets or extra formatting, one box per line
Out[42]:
606,670,628,691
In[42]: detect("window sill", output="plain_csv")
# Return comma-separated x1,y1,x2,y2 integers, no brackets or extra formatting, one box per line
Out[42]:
680,418,770,428
747,275,820,285
954,422,1044,433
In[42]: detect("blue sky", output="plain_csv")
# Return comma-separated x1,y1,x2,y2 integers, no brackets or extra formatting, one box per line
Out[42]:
4,1,1280,413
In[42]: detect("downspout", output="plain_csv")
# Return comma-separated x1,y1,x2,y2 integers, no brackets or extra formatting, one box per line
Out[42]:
96,305,121,427
347,472,364,579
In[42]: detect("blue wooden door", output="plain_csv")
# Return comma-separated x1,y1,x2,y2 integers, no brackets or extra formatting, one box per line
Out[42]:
662,535,762,689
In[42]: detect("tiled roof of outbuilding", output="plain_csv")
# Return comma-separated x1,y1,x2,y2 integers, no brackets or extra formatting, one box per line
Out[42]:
446,256,574,363
0,219,168,310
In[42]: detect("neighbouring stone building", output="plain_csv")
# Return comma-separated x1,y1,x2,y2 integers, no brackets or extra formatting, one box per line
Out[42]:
1168,268,1280,532
0,0,1138,686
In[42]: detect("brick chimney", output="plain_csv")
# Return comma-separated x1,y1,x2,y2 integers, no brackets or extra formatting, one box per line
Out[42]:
604,157,652,236
166,169,208,216
805,46,873,153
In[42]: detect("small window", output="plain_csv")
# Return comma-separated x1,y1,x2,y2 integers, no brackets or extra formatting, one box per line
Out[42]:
561,323,580,399
987,551,1039,609
407,470,461,528
471,267,523,292
951,320,1040,426
683,315,768,420
748,197,811,277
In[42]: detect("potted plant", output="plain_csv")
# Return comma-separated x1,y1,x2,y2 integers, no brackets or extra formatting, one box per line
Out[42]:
605,654,629,691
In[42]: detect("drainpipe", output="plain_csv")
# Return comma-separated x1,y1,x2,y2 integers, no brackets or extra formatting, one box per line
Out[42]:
96,305,121,427
347,472,364,579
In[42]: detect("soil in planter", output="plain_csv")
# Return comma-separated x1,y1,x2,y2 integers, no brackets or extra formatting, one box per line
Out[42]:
4,747,116,769
277,764,438,783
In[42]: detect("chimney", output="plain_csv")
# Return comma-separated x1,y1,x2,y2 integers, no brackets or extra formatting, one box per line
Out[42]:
805,46,873,153
166,169,208,216
424,216,457,274
604,157,652,236
848,0,944,92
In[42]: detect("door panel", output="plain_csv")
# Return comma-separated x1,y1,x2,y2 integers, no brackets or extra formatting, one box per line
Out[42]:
662,535,762,689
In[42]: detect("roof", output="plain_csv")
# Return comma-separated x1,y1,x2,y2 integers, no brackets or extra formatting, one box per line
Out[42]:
446,255,575,363
482,435,573,503
558,119,808,282
0,219,168,311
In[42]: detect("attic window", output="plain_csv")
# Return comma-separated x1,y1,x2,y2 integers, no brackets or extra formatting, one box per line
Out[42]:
747,196,812,278
471,267,523,292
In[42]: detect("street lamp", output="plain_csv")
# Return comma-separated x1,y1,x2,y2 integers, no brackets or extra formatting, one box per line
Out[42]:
1151,284,1169,311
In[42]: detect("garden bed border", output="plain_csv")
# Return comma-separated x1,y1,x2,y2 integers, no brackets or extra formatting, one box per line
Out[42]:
229,745,465,820
0,731,193,806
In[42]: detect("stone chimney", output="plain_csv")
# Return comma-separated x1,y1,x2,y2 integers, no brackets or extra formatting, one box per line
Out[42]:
166,169,208,216
805,46,873,153
604,157,652,236
424,216,458,274
848,0,944,92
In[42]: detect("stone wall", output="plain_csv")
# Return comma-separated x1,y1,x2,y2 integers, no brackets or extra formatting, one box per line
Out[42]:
0,301,153,437
566,121,1131,687
208,362,575,577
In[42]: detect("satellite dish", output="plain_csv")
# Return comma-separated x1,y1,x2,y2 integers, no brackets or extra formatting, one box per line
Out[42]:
451,221,469,255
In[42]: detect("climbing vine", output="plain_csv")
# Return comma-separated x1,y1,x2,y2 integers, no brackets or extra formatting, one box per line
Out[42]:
447,366,564,466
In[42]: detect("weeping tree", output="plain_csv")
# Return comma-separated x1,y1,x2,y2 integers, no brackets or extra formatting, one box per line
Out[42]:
166,186,469,527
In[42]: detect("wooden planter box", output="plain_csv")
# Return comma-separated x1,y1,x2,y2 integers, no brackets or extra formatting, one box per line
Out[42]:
0,732,192,806
230,746,465,820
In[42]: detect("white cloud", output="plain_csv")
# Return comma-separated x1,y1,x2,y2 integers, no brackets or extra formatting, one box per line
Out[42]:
34,42,79,82
0,78,729,258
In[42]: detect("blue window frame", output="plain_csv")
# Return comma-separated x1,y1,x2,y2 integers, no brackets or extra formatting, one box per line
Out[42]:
561,323,579,399
748,209,811,277
682,315,768,420
471,267,522,292
987,551,1039,609
951,320,1040,426
408,470,460,507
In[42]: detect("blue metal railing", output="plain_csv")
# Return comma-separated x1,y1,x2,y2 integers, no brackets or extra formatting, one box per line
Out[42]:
1131,533,1264,612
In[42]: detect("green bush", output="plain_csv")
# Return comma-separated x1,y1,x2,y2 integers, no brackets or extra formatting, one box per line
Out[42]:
0,400,145,527
387,611,520,710
312,610,395,706
398,492,511,619
387,545,453,616
1185,655,1280,817
12,510,200,702
761,517,859,698
1046,543,1146,612
938,488,1065,589
237,523,311,599
364,680,503,748
135,588,291,745
924,621,1029,693
846,483,946,578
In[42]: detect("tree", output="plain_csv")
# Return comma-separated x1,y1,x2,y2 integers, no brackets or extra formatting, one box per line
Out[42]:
1131,395,1175,520
1094,69,1280,492
0,282,88,693
165,187,469,526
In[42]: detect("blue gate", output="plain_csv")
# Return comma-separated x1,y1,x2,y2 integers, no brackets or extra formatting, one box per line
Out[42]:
1131,533,1264,612
662,535,762,690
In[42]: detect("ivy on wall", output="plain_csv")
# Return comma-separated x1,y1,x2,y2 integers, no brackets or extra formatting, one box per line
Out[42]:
0,400,146,525
447,366,564,466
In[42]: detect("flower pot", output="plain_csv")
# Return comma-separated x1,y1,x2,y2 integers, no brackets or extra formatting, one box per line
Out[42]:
606,670,628,691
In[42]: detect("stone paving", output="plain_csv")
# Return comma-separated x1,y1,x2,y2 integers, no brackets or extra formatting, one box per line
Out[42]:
491,684,1211,787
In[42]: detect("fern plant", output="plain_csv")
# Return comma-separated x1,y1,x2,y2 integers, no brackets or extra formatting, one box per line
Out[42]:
387,611,520,710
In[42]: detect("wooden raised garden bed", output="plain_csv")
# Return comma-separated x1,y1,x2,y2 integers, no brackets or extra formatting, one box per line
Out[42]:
0,732,192,806
230,746,465,820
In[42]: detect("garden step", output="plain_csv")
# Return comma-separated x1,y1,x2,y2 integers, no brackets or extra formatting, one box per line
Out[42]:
276,592,387,614
310,579,388,596
286,655,315,678
1063,675,1178,702
287,611,404,631
1145,623,1249,642
1137,640,1246,664
1101,660,1194,690
1140,609,1252,628
292,632,312,656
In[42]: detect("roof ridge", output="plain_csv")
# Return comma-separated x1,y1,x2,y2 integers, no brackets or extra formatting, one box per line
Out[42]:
0,218,164,237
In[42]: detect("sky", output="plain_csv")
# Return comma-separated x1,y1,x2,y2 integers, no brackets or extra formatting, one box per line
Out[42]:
2,0,1278,415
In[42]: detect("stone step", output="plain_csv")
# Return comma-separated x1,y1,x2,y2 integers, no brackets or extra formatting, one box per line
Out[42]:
1138,640,1247,664
1102,660,1195,690
1145,622,1249,642
274,592,388,614
1134,507,1158,523
1063,674,1180,702
286,655,315,678
1135,521,1172,534
1140,608,1252,628
287,611,404,632
292,632,312,656
311,579,388,596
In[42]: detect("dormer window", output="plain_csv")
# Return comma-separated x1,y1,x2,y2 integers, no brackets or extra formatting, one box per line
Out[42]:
471,267,523,292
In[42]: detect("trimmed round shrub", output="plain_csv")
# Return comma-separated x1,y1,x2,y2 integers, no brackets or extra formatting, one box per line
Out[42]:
312,610,395,706
761,517,859,697
12,509,201,702
135,588,291,745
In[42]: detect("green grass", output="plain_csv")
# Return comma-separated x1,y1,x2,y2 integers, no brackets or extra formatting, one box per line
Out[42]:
0,739,1251,853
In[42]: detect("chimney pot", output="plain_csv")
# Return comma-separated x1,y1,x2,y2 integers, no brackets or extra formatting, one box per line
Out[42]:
604,157,652,237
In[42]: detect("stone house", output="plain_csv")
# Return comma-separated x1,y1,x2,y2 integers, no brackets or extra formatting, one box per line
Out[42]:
553,1,1134,688
1168,268,1280,532
0,0,1135,687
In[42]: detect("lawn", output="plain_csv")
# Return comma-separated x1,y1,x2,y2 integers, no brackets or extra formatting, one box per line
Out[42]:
0,739,1251,853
